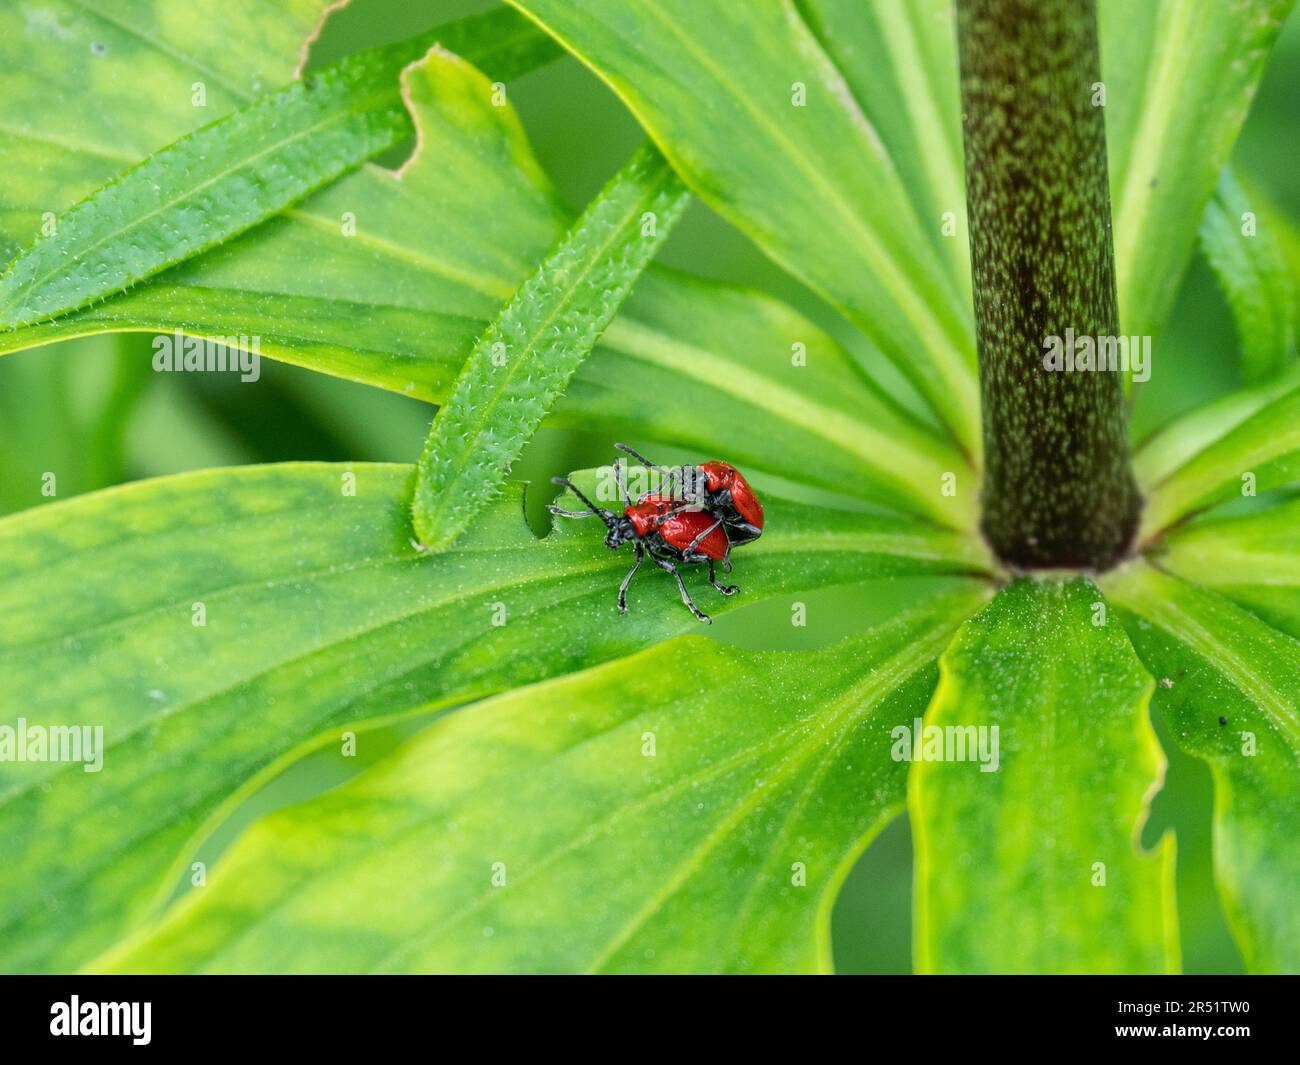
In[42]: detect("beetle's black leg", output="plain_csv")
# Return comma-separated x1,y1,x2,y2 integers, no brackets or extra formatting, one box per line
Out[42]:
618,542,644,613
726,521,762,546
685,516,724,555
708,559,738,596
649,552,711,623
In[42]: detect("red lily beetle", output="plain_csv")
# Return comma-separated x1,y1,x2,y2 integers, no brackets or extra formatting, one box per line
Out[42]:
548,477,737,624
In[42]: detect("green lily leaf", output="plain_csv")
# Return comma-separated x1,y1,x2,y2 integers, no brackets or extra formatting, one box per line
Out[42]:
413,141,688,551
1159,497,1300,639
1101,0,1294,337
1133,364,1300,494
1199,168,1297,385
0,38,970,526
1104,563,1300,973
911,578,1177,974
95,584,988,974
797,0,970,298
0,462,988,973
0,9,558,329
506,0,980,453
1139,375,1300,538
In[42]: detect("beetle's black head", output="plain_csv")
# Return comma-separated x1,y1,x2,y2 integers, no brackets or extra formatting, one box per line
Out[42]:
604,516,637,550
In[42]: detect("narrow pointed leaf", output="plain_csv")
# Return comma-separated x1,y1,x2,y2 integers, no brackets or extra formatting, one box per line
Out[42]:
0,462,988,973
506,0,980,452
412,142,688,551
1200,168,1297,385
1133,364,1300,493
797,0,970,297
912,578,1178,974
1104,563,1300,973
1159,497,1300,639
96,586,988,974
1139,377,1300,538
1100,0,1294,336
0,10,557,329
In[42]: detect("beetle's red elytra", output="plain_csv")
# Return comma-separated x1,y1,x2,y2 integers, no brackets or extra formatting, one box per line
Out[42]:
627,494,730,561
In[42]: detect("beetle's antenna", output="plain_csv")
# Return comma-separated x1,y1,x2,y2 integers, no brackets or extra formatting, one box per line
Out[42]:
614,443,672,476
549,476,610,522
614,442,679,496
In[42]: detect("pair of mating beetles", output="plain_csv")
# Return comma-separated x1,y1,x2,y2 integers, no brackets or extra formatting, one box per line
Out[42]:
549,444,764,624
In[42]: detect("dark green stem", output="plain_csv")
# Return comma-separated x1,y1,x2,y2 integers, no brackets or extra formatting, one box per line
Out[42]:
957,0,1139,570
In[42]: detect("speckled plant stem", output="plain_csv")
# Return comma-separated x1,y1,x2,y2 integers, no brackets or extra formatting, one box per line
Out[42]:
957,0,1139,569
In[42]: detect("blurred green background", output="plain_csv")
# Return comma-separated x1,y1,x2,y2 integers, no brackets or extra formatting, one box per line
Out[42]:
2,0,1296,973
